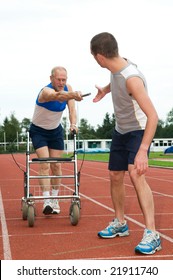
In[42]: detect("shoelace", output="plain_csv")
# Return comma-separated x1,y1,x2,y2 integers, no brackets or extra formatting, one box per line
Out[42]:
107,219,125,229
142,232,158,244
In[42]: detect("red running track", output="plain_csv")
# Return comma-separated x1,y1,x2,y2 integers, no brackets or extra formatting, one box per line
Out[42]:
0,153,173,260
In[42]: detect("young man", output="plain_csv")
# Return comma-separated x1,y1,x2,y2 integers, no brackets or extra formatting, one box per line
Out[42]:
29,66,83,215
90,32,161,254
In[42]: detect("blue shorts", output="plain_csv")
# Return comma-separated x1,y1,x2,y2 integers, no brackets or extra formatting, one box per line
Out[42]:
109,129,147,171
29,123,64,150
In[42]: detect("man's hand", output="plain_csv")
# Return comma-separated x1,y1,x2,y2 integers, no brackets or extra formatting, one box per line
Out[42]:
134,149,148,175
93,85,108,102
70,124,78,133
72,91,83,101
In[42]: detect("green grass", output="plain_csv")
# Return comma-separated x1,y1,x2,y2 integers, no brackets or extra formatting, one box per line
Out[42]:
74,152,173,168
149,152,173,159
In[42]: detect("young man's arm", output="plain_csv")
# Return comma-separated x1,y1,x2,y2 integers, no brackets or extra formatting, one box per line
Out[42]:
127,77,158,175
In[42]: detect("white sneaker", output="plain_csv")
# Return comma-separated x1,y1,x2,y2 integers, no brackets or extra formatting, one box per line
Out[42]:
42,199,53,215
51,199,60,214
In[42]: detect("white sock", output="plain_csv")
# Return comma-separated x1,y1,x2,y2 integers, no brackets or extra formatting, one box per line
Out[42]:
51,189,58,196
43,191,51,205
43,191,50,197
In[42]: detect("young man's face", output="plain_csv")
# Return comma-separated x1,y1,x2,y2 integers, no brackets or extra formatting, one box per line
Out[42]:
50,69,67,91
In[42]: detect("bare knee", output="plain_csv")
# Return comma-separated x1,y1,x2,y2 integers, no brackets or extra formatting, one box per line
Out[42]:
109,171,124,185
51,163,61,175
128,167,146,189
39,163,50,175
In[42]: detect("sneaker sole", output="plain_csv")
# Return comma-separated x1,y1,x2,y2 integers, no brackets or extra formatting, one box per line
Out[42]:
43,205,53,215
135,244,162,255
98,230,129,238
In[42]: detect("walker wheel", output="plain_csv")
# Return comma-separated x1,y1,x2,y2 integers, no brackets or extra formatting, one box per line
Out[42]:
27,205,35,227
21,199,28,220
69,202,80,226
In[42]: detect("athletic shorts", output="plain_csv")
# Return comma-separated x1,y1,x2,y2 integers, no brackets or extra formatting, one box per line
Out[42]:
29,123,64,150
109,129,147,171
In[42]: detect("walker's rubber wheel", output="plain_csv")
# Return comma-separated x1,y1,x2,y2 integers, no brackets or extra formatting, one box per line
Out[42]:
27,205,35,227
69,202,80,226
21,200,28,220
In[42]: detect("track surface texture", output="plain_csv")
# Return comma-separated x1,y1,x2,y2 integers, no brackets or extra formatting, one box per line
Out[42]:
0,153,173,260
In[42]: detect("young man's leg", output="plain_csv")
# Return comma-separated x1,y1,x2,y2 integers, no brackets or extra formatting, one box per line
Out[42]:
129,165,155,230
128,165,161,254
98,170,129,238
98,130,129,238
109,170,126,223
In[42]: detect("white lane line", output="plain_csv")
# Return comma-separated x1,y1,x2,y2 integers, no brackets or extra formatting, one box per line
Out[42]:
0,188,12,260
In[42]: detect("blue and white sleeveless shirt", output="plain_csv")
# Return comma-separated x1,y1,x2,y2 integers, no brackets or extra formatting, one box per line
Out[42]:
32,83,68,130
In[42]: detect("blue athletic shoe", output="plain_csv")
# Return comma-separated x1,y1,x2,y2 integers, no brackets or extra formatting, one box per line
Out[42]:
98,218,129,238
135,229,162,254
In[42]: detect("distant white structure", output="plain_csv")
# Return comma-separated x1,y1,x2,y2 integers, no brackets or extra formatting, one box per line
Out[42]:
150,138,173,152
64,138,173,153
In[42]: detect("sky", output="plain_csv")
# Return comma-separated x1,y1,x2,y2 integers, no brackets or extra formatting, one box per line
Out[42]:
0,0,173,128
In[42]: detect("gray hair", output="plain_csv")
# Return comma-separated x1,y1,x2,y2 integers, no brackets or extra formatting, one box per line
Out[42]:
51,66,67,76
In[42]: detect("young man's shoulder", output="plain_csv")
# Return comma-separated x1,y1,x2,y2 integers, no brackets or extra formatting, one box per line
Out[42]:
121,63,140,79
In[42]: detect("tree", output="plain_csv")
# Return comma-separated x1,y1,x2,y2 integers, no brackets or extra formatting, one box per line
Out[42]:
19,117,31,141
162,124,173,138
2,113,21,142
165,108,173,126
154,119,165,138
79,118,96,139
96,113,115,139
20,118,31,132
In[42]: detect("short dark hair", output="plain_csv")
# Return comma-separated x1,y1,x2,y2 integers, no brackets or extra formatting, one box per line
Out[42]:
90,32,119,58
